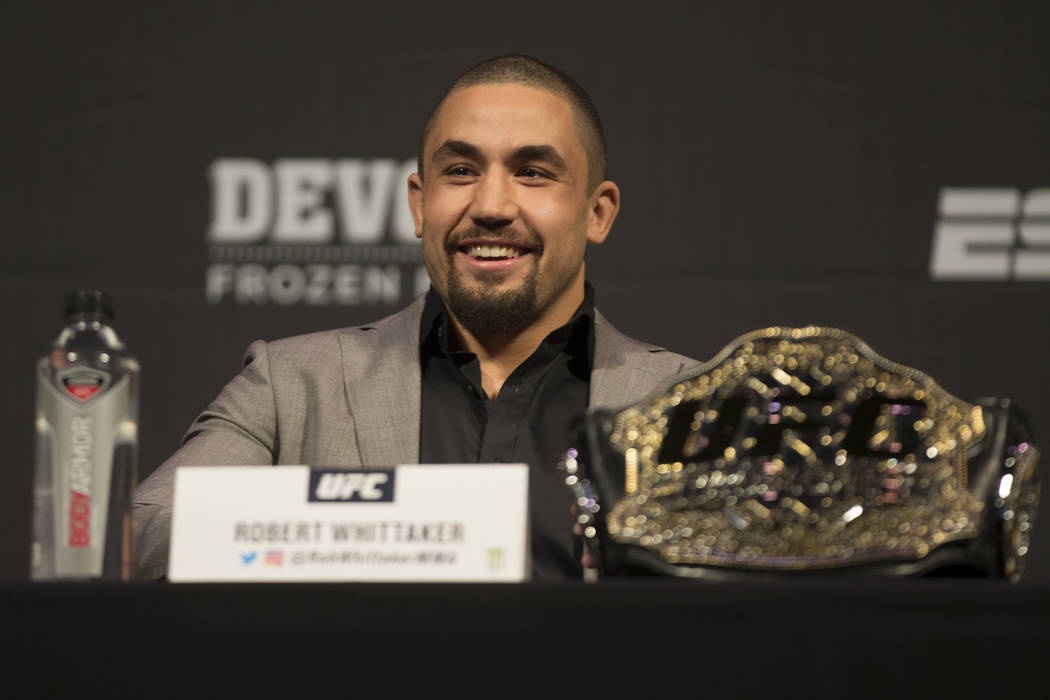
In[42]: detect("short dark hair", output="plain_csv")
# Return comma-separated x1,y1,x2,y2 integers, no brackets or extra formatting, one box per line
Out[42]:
417,55,608,191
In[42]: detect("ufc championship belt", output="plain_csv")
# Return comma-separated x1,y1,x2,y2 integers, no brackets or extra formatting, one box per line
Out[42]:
565,327,1040,581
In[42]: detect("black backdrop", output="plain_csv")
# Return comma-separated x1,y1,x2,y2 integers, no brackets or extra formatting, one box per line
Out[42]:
3,2,1049,580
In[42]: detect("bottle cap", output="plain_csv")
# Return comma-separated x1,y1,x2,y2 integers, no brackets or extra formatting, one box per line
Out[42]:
65,290,115,322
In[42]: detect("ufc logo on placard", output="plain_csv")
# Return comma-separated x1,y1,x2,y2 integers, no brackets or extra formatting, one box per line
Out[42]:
929,188,1050,280
308,469,396,502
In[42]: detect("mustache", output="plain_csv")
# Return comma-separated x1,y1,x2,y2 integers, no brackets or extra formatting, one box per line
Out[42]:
445,226,542,254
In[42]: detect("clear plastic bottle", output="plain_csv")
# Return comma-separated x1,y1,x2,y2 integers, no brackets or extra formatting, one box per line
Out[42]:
32,290,139,580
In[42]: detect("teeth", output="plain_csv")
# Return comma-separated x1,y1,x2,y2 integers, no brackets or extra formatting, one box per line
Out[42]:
467,244,522,260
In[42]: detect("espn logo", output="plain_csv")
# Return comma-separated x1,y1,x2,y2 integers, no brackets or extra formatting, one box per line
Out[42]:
930,188,1050,280
308,468,396,503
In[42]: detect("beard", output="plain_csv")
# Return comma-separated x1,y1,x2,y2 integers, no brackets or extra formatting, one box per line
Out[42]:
445,261,541,337
439,224,546,337
433,223,583,338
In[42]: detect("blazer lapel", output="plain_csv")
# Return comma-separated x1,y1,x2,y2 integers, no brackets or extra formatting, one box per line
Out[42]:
338,298,424,466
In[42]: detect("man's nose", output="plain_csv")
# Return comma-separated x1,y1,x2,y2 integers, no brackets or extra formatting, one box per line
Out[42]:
468,172,518,226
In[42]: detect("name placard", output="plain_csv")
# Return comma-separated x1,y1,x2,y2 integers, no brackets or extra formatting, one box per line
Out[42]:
168,464,530,582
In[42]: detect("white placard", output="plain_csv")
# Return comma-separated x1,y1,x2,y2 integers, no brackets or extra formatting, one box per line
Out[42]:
168,464,530,582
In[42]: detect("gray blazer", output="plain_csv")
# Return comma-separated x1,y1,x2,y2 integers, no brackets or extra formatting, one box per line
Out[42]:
132,297,698,580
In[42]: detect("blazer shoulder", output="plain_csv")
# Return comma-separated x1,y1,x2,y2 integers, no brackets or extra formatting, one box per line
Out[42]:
594,309,701,373
591,308,702,409
258,295,426,366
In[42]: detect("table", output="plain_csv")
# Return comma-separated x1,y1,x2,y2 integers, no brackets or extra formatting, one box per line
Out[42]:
5,579,1048,698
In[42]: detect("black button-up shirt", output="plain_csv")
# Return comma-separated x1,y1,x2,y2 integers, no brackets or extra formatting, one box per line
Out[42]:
419,284,594,581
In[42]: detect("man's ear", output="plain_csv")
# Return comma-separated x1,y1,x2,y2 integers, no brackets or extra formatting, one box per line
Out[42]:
587,180,620,245
408,171,425,238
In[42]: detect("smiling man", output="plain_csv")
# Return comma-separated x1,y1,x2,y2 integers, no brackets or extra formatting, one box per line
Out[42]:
132,55,698,581
410,75,620,400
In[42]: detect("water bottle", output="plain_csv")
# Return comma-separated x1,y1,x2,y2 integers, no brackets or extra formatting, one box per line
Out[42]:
32,290,139,580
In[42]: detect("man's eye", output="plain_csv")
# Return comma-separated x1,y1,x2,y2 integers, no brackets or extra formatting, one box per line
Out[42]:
518,167,548,179
445,166,475,177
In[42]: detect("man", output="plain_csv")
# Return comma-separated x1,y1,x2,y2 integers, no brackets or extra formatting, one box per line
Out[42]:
133,55,698,581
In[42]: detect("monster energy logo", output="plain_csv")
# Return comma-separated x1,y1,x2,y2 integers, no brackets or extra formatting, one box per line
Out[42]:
486,548,505,572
